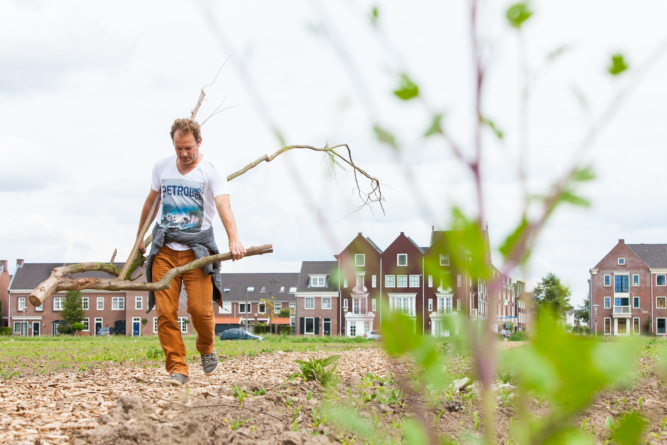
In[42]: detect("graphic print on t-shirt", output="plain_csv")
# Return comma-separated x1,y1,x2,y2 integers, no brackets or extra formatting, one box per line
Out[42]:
159,179,206,233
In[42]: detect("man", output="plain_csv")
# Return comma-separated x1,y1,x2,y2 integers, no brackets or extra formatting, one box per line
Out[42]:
135,118,246,386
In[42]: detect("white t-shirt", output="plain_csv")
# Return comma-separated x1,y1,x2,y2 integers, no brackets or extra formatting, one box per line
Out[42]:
151,155,229,251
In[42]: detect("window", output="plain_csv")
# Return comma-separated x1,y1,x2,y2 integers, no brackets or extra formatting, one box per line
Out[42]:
604,318,611,335
239,303,247,314
247,286,255,292
428,275,433,287
658,275,666,286
397,275,408,288
615,275,629,292
356,274,364,289
343,278,348,288
428,299,433,312
275,303,282,313
219,302,232,314
289,286,297,293
343,299,348,309
83,318,89,332
53,297,63,311
633,275,639,286
615,297,629,307
322,298,331,309
135,297,143,310
618,258,625,265
350,323,356,337
604,297,611,309
18,297,25,311
439,254,450,266
97,297,104,310
397,254,408,266
305,318,314,335
372,275,377,288
390,296,415,316
279,286,285,292
153,317,158,334
457,300,461,311
372,299,376,312
633,318,640,334
352,297,367,314
112,297,125,310
259,304,266,314
385,275,395,287
604,275,611,286
260,286,266,292
457,275,461,287
305,298,314,309
177,317,188,334
355,254,365,266
364,321,370,335
35,304,43,311
409,275,420,288
633,297,640,308
658,318,667,335
437,297,453,314
657,297,666,309
224,286,231,292
82,297,89,310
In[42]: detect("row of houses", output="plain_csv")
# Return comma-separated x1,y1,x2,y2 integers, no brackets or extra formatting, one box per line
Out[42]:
1,227,531,337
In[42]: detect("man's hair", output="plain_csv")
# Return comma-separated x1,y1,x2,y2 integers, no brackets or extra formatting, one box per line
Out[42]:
170,118,202,143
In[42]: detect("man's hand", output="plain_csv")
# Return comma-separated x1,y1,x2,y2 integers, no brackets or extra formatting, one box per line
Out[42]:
139,239,146,255
229,238,246,261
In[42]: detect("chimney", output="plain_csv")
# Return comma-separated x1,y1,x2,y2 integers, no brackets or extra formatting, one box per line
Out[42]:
619,239,625,244
400,232,404,235
432,226,434,232
16,259,24,267
0,260,7,270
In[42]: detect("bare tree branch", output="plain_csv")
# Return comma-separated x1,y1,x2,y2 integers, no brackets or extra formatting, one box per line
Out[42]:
191,55,233,120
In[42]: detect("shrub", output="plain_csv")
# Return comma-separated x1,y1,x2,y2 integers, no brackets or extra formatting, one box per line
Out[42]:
71,323,85,333
279,309,291,318
277,325,292,335
290,355,340,386
498,334,506,341
0,327,11,336
57,324,73,335
509,331,528,342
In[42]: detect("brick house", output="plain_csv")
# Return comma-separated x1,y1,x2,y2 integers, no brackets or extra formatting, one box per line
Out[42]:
336,233,383,337
7,260,192,337
590,239,664,336
294,261,338,336
215,273,298,334
0,260,11,328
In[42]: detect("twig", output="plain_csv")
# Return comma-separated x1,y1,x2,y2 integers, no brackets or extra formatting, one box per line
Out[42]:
109,249,117,264
155,397,286,421
119,197,160,281
191,55,233,120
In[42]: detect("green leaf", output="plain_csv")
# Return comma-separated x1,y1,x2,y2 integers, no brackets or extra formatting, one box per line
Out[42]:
572,166,595,182
506,3,533,29
481,117,504,139
402,419,429,444
327,407,373,438
608,53,629,76
558,190,591,208
424,113,444,137
371,6,379,25
547,45,569,61
605,416,615,430
393,74,419,100
612,413,648,445
373,125,399,150
499,217,530,264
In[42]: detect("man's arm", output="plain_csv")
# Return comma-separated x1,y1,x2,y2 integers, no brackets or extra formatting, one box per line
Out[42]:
138,189,160,254
214,194,246,261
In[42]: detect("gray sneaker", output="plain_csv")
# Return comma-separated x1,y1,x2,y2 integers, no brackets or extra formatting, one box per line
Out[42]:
168,373,189,386
201,351,218,375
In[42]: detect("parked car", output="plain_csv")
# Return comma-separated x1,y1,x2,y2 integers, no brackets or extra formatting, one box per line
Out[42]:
98,327,111,336
365,330,381,340
500,330,512,339
219,329,265,341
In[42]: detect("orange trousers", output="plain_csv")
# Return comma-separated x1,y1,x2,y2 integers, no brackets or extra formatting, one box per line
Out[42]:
152,246,215,376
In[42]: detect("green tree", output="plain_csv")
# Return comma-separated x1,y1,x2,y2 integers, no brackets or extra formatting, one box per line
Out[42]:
278,308,291,318
533,273,573,320
61,290,85,334
575,293,590,324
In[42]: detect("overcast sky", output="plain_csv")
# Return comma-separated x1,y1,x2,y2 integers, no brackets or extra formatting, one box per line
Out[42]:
1,0,666,307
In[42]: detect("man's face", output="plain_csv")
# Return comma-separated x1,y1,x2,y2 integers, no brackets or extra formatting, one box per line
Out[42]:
173,129,201,165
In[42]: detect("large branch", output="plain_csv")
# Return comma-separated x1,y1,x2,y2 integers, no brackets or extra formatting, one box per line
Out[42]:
29,244,272,307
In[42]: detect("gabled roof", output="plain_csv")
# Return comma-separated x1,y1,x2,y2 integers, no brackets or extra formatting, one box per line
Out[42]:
406,236,425,253
10,263,132,291
627,244,667,269
219,273,299,302
366,237,384,254
296,261,338,293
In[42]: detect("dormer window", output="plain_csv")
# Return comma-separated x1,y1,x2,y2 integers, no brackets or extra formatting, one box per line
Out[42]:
397,254,408,266
260,286,266,292
223,286,231,292
355,254,365,266
247,286,254,292
618,258,625,265
280,286,285,292
289,286,297,293
439,254,450,266
310,276,326,287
